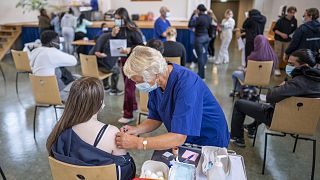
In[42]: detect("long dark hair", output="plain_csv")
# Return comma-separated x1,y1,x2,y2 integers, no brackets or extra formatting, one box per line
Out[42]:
77,13,85,27
46,77,105,155
114,7,139,31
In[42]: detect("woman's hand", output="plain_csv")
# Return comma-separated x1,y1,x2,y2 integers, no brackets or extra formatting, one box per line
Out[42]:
115,132,142,149
120,125,140,136
95,52,107,58
111,27,120,37
119,47,131,55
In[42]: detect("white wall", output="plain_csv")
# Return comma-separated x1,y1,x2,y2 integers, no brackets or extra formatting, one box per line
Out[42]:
254,0,320,31
0,0,39,24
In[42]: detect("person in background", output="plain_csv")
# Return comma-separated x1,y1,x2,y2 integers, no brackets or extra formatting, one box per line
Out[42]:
163,27,187,66
230,35,278,96
285,8,320,62
95,23,110,40
46,77,136,180
230,49,320,147
61,8,77,55
273,6,297,76
207,10,218,61
29,30,77,102
242,9,267,65
188,9,198,69
75,13,93,55
38,8,51,35
112,7,144,123
215,9,235,65
51,12,65,36
154,6,171,42
146,39,164,54
189,4,212,80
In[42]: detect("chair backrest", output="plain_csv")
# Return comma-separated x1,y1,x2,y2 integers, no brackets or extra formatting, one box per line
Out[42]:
79,54,100,78
270,97,320,136
139,91,149,113
244,60,273,86
165,57,181,65
11,50,32,72
48,156,117,180
29,74,62,105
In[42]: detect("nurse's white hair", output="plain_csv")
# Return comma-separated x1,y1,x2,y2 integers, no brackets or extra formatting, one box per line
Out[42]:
124,46,167,81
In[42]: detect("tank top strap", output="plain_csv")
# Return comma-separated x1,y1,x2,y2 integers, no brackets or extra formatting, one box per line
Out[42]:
93,124,109,147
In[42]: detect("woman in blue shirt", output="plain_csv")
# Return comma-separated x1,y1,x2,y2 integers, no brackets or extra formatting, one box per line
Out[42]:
115,46,230,150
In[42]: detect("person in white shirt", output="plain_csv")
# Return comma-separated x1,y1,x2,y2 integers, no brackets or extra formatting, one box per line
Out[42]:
215,9,235,64
30,30,77,102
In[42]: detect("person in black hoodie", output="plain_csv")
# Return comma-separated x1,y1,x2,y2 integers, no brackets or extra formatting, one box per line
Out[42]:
230,49,320,147
285,8,320,62
242,9,267,65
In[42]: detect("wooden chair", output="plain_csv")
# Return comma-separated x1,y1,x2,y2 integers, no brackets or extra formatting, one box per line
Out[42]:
29,74,64,139
48,156,117,180
165,57,181,65
0,164,6,180
137,92,149,125
11,50,32,98
79,54,112,80
233,60,273,102
261,97,320,180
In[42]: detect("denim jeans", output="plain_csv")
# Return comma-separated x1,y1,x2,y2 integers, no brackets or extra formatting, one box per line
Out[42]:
195,35,210,79
232,70,245,92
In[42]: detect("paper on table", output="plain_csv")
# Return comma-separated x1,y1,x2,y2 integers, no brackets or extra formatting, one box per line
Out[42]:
182,150,199,161
110,39,127,57
237,38,245,50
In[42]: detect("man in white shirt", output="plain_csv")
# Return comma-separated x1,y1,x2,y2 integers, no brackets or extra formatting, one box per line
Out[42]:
30,30,77,102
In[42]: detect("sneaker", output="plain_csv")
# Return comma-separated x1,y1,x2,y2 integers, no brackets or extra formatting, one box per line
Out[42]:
109,89,124,96
121,109,138,114
190,62,196,69
274,69,281,76
233,138,246,147
104,85,111,92
244,124,256,139
118,117,135,124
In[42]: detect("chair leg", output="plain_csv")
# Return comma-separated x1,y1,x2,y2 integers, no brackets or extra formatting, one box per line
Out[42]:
232,80,239,102
54,106,58,121
262,133,268,174
0,65,6,89
33,106,38,139
257,87,262,103
293,134,299,153
15,72,19,97
138,113,141,125
311,140,316,180
252,123,259,147
0,165,6,180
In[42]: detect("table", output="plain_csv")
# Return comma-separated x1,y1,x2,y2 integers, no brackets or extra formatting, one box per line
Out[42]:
72,39,96,46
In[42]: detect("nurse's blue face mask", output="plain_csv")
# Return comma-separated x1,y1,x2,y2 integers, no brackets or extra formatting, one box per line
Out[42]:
135,76,158,92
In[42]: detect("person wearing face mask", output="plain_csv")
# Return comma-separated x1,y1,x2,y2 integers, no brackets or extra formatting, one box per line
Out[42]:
154,6,171,42
230,49,320,147
285,8,320,62
29,30,77,102
114,46,230,151
273,6,297,76
112,8,144,123
47,77,136,180
214,9,235,65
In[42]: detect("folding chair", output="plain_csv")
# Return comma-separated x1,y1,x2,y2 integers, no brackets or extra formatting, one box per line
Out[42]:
137,91,148,125
0,164,6,180
232,60,273,102
165,57,181,65
11,50,32,98
79,54,112,80
48,156,117,180
29,74,64,139
261,97,320,180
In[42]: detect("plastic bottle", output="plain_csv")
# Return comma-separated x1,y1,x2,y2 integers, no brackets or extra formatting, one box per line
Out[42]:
207,155,227,180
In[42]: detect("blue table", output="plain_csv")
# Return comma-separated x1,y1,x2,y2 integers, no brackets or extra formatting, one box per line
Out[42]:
22,27,194,63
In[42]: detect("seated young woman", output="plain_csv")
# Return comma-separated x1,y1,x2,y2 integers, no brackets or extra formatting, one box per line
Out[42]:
46,77,135,180
230,35,278,96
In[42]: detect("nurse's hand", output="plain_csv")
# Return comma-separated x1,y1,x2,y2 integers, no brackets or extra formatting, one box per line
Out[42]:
120,125,139,136
115,132,142,149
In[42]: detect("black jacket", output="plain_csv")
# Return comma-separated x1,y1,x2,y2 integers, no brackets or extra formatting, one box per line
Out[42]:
285,20,320,55
266,66,320,104
242,10,266,42
188,13,212,37
273,16,297,42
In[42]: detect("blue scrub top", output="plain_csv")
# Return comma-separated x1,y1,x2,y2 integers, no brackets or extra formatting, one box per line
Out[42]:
147,64,230,147
154,17,171,42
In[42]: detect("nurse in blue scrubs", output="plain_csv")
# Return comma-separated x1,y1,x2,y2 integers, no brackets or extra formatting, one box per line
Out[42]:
115,46,230,150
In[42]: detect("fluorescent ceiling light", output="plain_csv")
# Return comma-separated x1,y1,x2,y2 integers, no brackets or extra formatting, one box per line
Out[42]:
221,0,227,2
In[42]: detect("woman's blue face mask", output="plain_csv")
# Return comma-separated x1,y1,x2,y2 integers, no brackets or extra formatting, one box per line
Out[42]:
285,65,295,77
135,81,158,92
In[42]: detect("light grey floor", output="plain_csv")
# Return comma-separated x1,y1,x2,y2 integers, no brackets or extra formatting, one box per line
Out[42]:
0,40,319,180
